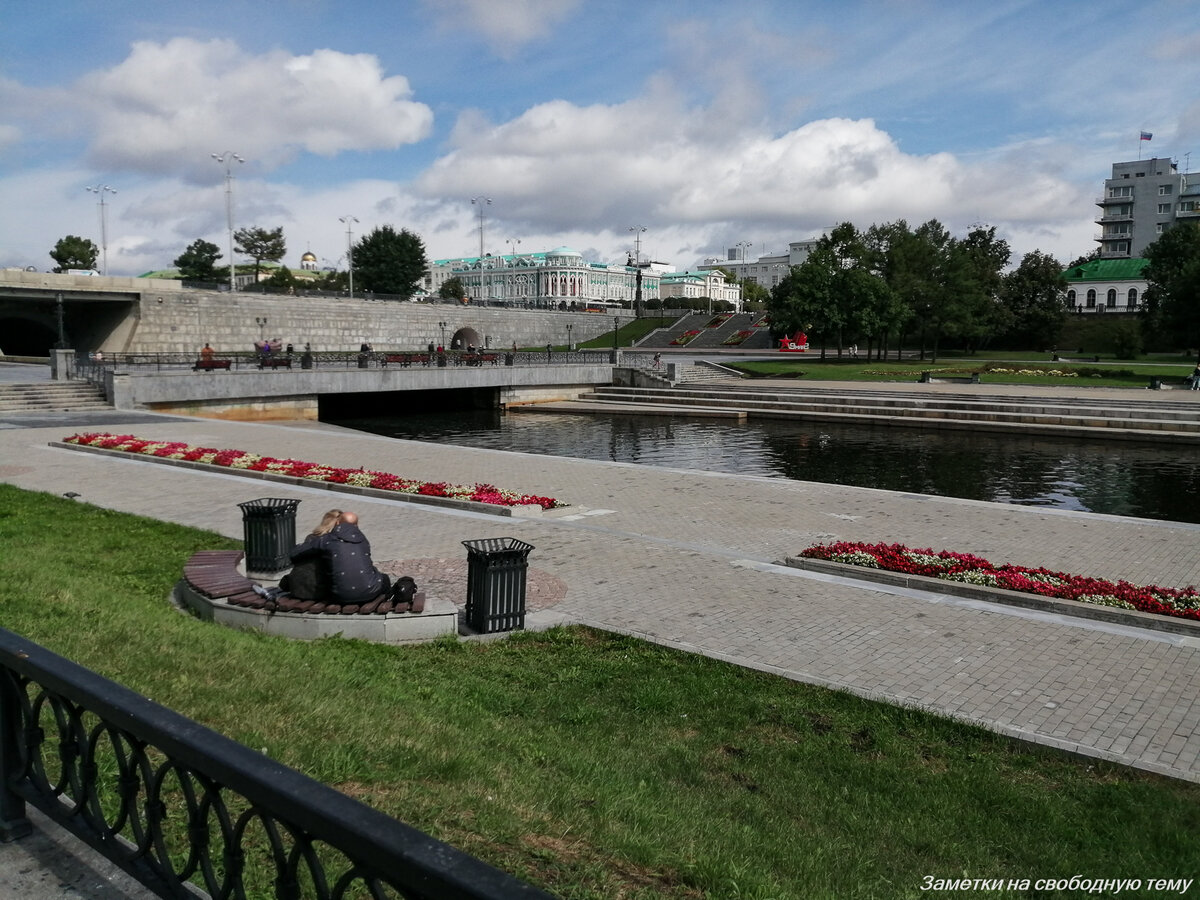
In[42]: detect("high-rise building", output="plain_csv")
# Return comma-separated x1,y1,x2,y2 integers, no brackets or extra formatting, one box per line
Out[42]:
1095,157,1182,258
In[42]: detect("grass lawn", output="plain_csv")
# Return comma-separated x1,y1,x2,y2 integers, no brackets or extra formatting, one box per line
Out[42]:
726,357,1195,389
2,484,1197,899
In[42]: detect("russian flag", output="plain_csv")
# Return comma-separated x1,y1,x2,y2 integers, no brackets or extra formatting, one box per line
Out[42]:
1140,131,1153,141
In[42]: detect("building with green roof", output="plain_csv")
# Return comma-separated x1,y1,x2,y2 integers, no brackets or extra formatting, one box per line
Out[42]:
1063,258,1148,314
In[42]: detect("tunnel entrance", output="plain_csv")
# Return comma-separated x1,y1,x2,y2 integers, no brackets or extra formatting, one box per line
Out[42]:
0,318,59,356
317,386,499,421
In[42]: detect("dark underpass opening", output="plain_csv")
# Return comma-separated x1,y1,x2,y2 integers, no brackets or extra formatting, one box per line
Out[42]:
318,387,500,423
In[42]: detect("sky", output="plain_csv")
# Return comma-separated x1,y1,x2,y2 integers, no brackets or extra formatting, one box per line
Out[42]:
2,0,1198,278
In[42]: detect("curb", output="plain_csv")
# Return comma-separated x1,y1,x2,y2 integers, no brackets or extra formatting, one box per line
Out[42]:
49,441,569,519
782,556,1200,638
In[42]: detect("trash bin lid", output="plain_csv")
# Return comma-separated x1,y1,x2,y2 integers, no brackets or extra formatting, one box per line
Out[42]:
462,537,534,556
238,498,302,514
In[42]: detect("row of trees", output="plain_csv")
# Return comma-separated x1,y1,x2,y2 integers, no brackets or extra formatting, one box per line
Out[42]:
170,224,427,298
766,220,1068,361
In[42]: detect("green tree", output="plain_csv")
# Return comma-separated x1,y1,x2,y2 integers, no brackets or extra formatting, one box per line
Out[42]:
262,265,298,293
997,250,1067,349
50,235,98,273
351,225,427,298
173,239,223,281
439,276,465,301
1142,222,1200,361
234,226,287,282
951,225,1011,352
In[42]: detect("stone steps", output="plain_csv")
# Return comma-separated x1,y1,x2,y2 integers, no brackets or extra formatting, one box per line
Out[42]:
568,385,1200,441
0,382,110,412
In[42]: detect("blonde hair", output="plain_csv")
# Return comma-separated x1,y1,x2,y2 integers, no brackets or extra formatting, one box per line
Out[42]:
310,509,342,536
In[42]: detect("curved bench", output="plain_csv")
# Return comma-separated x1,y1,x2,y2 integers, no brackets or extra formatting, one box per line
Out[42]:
177,551,456,644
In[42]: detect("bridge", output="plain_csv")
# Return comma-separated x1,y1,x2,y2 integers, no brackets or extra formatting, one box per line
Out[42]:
70,350,619,420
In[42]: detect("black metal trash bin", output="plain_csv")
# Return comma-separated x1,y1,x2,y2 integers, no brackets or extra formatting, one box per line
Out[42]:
238,498,300,577
462,538,534,633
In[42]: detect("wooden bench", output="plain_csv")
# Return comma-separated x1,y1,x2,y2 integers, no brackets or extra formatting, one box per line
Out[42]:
383,353,431,368
461,353,500,366
193,358,232,371
257,357,292,369
182,551,421,615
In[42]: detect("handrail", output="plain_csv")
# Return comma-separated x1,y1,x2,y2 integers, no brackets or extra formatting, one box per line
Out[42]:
0,628,555,899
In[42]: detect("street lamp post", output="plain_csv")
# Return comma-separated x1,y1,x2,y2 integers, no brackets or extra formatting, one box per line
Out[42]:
255,317,268,342
566,323,573,351
470,197,491,259
628,226,646,316
211,151,244,292
339,216,358,299
85,185,116,275
438,321,447,348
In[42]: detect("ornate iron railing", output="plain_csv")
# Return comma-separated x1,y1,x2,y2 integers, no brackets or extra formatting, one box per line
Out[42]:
73,350,613,384
0,628,555,899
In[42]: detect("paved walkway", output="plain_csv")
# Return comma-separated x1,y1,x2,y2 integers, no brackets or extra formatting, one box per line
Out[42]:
2,370,1199,896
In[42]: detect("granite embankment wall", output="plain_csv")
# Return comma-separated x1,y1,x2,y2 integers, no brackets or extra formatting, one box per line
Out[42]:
129,290,617,354
0,271,619,354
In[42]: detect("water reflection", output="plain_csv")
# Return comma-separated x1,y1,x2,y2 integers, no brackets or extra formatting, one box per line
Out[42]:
327,410,1200,524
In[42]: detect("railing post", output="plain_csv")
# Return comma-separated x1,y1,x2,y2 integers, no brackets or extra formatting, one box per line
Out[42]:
0,668,32,841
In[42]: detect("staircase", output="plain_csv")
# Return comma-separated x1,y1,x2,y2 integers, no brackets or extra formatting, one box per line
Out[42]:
0,382,110,413
555,384,1200,442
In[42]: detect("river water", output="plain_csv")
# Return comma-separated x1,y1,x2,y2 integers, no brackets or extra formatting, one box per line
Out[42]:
327,409,1200,525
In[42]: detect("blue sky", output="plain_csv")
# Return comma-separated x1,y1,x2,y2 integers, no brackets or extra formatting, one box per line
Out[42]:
2,0,1198,276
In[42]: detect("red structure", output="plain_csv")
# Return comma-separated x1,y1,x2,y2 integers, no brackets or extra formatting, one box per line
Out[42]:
778,331,808,352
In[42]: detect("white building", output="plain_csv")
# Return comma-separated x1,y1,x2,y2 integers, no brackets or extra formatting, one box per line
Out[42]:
1064,258,1147,314
659,269,742,310
697,240,819,290
428,247,660,309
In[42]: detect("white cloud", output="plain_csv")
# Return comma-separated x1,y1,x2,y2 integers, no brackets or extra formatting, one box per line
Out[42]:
14,39,433,180
416,90,1093,265
419,0,581,57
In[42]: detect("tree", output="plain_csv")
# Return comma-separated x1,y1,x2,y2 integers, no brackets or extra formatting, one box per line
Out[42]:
50,235,98,273
997,250,1067,349
1142,222,1200,360
439,276,465,301
173,239,223,281
351,225,427,298
261,265,299,293
234,226,287,282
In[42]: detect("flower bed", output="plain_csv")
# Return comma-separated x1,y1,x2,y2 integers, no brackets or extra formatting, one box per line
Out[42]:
799,541,1200,622
670,330,702,346
722,330,753,346
703,314,733,329
62,433,563,509
752,315,770,328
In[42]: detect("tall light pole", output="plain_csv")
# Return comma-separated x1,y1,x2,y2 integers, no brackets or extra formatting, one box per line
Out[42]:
628,226,646,317
506,237,520,261
339,215,358,299
85,185,116,275
736,240,751,263
628,225,646,265
211,151,244,292
470,197,491,259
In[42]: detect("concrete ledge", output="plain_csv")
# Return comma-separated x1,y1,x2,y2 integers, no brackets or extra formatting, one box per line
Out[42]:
173,580,458,643
782,556,1200,638
49,441,567,518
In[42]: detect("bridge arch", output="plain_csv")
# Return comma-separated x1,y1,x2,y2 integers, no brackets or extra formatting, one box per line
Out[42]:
0,311,58,356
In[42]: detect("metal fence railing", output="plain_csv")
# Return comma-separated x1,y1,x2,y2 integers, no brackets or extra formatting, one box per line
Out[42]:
73,349,615,384
0,627,554,899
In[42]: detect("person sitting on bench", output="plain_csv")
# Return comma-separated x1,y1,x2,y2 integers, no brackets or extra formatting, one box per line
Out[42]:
286,509,391,604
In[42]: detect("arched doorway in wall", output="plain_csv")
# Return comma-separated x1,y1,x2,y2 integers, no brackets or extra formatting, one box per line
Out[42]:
450,326,483,350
